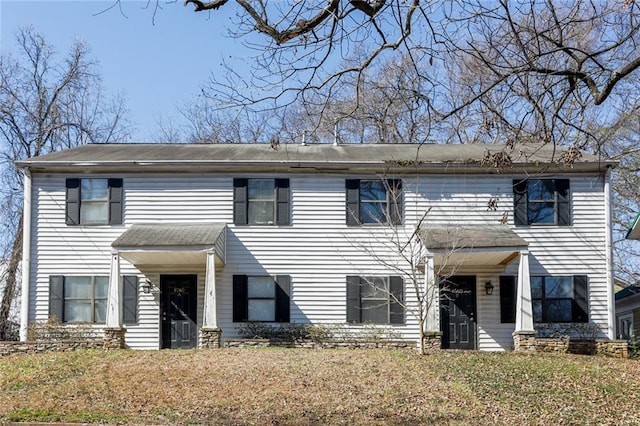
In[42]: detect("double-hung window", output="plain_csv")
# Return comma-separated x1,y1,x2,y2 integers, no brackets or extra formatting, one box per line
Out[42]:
233,275,290,322
346,179,402,225
500,275,588,323
66,178,123,225
233,178,290,225
513,179,570,226
531,275,588,323
346,276,404,324
49,275,138,324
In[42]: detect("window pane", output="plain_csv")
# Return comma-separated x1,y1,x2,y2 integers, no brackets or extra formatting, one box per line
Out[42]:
545,277,572,298
81,179,108,201
361,277,388,298
361,300,389,324
94,300,107,323
248,277,274,298
528,202,555,224
65,277,92,298
95,276,109,298
533,300,543,323
248,300,275,321
248,179,275,200
65,301,91,322
81,202,109,224
248,201,274,224
360,181,387,202
546,299,572,322
527,180,554,201
531,277,543,299
360,202,386,224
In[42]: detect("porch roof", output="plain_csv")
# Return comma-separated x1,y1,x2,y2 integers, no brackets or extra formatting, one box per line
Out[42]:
419,225,528,267
112,223,226,267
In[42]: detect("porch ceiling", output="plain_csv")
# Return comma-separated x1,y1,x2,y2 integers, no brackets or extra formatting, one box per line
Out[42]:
419,225,528,267
112,223,226,267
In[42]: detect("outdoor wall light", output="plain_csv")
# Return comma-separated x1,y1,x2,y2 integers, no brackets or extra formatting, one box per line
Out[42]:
485,281,494,296
142,279,152,294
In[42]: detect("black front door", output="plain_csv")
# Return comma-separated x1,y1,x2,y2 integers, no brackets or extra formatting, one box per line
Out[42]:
160,275,198,349
440,275,477,350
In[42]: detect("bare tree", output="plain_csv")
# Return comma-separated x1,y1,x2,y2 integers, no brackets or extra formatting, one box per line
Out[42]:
0,27,130,339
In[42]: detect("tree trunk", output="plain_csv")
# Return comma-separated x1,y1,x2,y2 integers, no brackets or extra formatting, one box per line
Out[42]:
0,217,23,340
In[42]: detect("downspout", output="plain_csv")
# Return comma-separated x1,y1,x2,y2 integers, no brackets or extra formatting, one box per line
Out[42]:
604,168,615,340
19,168,32,341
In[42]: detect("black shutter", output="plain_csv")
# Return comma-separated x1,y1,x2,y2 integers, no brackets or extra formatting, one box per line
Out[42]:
555,179,571,226
389,276,404,324
346,276,361,323
108,179,123,225
275,179,290,226
513,179,527,226
233,179,248,225
346,179,360,225
122,275,138,324
573,275,588,323
388,179,403,225
65,179,81,225
49,275,65,321
499,275,516,323
233,275,248,322
275,275,291,322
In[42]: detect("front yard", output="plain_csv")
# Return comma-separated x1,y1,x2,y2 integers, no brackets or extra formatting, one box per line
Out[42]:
1,348,639,425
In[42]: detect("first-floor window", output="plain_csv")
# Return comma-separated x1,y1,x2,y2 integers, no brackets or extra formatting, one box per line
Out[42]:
50,276,108,323
49,275,138,324
233,275,290,322
618,315,633,340
531,275,588,323
346,276,404,325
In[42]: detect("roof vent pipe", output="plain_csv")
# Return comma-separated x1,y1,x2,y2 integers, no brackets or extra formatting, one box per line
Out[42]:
334,122,339,146
301,130,307,146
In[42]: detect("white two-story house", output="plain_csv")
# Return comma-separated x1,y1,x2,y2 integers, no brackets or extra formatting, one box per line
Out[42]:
16,143,617,351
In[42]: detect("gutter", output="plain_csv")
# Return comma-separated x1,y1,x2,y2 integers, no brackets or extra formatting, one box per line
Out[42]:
19,169,31,342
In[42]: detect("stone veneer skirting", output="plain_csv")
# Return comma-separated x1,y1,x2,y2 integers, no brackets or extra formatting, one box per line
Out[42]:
0,340,106,356
534,338,628,358
225,338,417,350
513,331,628,357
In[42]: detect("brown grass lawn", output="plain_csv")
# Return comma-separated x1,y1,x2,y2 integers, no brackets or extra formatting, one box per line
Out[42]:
0,349,639,425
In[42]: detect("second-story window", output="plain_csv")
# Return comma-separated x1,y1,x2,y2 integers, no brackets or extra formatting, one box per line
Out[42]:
233,178,290,226
346,179,402,225
513,179,570,226
66,178,123,226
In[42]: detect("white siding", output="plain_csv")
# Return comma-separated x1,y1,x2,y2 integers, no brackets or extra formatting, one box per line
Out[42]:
28,171,611,351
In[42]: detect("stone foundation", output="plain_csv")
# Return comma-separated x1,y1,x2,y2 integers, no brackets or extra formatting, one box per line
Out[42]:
535,338,628,358
513,331,537,351
0,340,105,356
422,331,442,352
103,328,126,349
225,338,416,350
200,328,222,348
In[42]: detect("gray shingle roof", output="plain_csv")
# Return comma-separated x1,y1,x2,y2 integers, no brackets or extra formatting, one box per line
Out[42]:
419,225,528,250
112,223,225,248
16,142,612,172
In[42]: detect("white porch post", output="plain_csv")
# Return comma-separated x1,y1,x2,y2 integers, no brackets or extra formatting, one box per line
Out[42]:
203,250,218,329
105,250,122,328
424,253,439,332
515,249,535,333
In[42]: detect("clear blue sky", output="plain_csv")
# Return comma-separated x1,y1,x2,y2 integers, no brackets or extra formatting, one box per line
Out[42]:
0,0,250,141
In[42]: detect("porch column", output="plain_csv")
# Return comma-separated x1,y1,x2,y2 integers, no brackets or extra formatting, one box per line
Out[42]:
423,253,441,351
514,249,536,351
201,249,222,348
203,250,218,328
105,250,122,328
